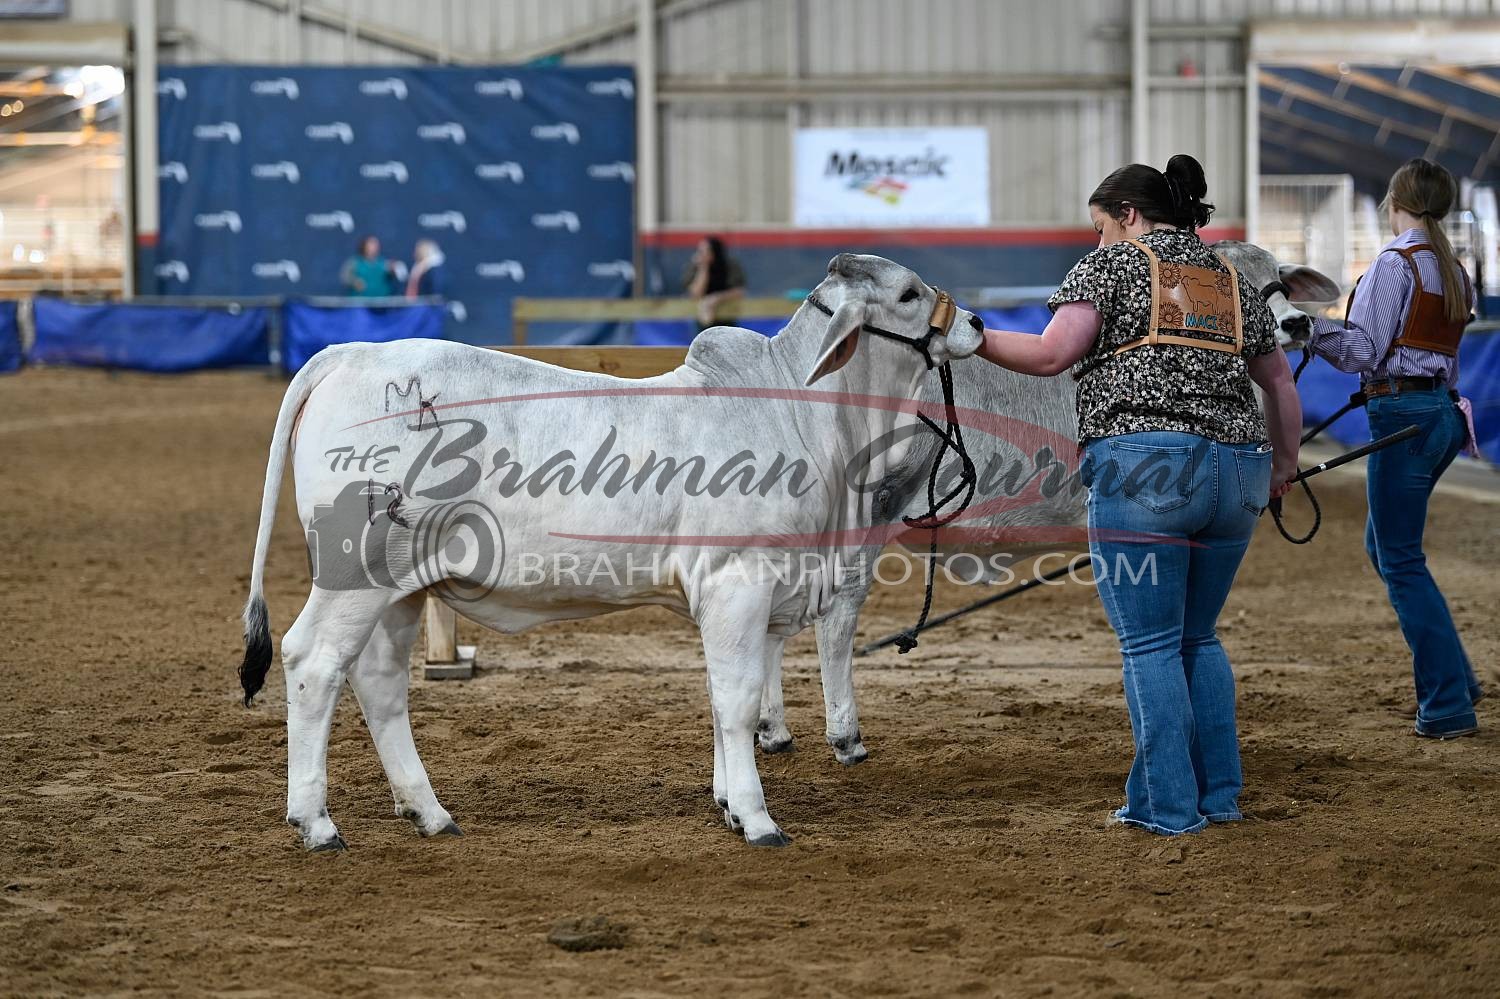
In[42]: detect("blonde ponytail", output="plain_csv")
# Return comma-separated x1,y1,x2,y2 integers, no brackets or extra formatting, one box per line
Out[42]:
1386,159,1470,324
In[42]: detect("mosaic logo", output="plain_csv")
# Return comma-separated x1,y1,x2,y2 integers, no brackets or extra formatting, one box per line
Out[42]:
475,78,524,99
530,122,580,145
251,161,301,183
587,78,634,99
359,77,408,100
305,122,354,144
360,161,409,183
193,122,241,144
158,161,188,183
306,211,355,232
250,77,300,99
532,211,581,232
475,162,525,183
252,260,302,283
586,161,634,183
157,78,186,100
476,261,526,281
418,211,467,234
154,260,190,282
418,122,466,144
587,260,634,281
194,211,243,233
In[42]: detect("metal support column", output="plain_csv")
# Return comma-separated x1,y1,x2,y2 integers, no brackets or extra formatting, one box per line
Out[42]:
634,0,659,296
131,0,158,298
1130,0,1149,163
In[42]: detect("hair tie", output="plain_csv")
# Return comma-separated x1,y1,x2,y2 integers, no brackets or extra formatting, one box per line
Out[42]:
1165,175,1185,209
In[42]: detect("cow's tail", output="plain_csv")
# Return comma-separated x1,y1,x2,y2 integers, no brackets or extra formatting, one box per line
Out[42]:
239,351,336,706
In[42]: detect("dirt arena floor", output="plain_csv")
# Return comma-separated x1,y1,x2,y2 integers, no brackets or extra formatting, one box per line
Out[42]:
2,367,1499,997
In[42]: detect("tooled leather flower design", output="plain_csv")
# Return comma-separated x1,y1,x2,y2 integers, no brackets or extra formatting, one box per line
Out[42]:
1159,302,1184,327
1159,262,1184,287
1215,272,1233,296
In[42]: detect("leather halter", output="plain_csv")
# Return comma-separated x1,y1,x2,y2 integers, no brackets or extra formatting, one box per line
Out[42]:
804,287,958,370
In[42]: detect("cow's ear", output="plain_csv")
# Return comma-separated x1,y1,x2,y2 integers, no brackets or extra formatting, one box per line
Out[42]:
805,300,865,386
1278,264,1341,304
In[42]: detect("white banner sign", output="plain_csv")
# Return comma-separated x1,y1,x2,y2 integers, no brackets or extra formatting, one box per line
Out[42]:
793,127,990,228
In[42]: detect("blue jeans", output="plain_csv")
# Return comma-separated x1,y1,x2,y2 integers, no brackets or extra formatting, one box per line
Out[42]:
1082,431,1270,836
1365,387,1480,736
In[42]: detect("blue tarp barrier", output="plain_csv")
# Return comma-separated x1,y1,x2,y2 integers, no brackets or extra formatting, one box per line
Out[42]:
0,301,20,373
156,66,635,345
282,301,446,373
29,297,271,371
1295,325,1500,465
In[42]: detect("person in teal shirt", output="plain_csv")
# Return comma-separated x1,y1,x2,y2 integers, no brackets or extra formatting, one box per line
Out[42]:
341,235,398,297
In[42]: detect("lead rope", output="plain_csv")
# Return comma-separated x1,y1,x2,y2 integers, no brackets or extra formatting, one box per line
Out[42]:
892,361,977,653
1270,347,1322,544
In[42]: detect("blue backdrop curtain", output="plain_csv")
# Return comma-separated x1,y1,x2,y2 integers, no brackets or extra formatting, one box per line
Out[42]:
155,66,635,345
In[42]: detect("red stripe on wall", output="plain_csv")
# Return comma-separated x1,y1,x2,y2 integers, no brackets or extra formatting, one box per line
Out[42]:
641,226,1247,249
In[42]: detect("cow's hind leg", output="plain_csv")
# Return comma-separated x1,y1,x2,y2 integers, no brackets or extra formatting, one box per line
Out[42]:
348,592,460,839
756,636,795,754
281,587,391,851
699,587,789,847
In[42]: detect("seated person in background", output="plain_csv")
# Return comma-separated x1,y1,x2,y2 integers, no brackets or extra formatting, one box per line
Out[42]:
683,235,746,331
341,235,398,297
406,239,447,298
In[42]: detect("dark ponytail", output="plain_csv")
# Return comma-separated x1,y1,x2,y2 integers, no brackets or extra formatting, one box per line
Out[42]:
1089,154,1215,232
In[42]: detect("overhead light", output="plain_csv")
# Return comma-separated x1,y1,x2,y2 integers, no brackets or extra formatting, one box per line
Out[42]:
0,105,9,117
79,65,125,99
64,80,83,98
11,100,20,112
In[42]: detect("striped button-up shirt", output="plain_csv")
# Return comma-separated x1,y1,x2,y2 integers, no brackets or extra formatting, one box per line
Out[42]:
1309,228,1472,387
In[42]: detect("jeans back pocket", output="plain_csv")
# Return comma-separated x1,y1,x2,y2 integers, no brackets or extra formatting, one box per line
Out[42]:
1105,440,1195,514
1234,447,1273,515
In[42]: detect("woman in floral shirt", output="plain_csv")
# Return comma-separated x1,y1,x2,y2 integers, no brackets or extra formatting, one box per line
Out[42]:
977,155,1303,836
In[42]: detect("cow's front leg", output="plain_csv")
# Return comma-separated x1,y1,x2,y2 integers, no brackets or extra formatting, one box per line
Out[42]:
698,587,789,847
815,561,875,766
280,588,387,852
756,636,794,754
348,593,460,839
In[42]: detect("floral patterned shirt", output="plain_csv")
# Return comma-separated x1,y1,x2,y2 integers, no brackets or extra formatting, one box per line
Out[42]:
1049,228,1277,444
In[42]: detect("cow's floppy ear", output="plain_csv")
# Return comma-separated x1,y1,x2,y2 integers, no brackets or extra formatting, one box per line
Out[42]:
1278,264,1341,304
805,300,865,386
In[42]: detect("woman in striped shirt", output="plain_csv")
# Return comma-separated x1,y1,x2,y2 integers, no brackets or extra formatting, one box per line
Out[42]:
1308,158,1483,739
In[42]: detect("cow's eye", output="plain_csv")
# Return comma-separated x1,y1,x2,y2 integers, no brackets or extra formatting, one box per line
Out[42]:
899,288,920,303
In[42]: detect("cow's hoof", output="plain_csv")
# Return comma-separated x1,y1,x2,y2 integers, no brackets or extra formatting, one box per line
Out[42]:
746,828,793,848
758,734,796,755
714,796,728,811
308,833,347,853
433,820,463,838
829,733,868,766
723,810,743,832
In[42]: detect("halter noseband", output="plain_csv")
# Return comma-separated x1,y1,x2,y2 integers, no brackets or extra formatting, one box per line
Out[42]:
804,287,958,370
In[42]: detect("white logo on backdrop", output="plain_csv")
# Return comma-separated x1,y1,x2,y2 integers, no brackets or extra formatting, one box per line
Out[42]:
447,301,468,323
158,161,188,183
586,161,634,183
252,260,302,283
418,122,466,144
475,162,524,183
587,260,634,281
194,211,243,233
587,78,634,99
418,211,467,234
251,161,301,183
193,122,241,144
305,211,355,232
155,260,190,282
531,211,581,232
250,77,300,99
360,161,409,183
530,122,580,144
474,78,524,99
157,78,186,100
359,77,408,100
475,261,526,281
304,122,354,144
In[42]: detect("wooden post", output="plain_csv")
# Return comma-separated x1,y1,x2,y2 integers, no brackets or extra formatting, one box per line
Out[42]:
422,597,475,680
